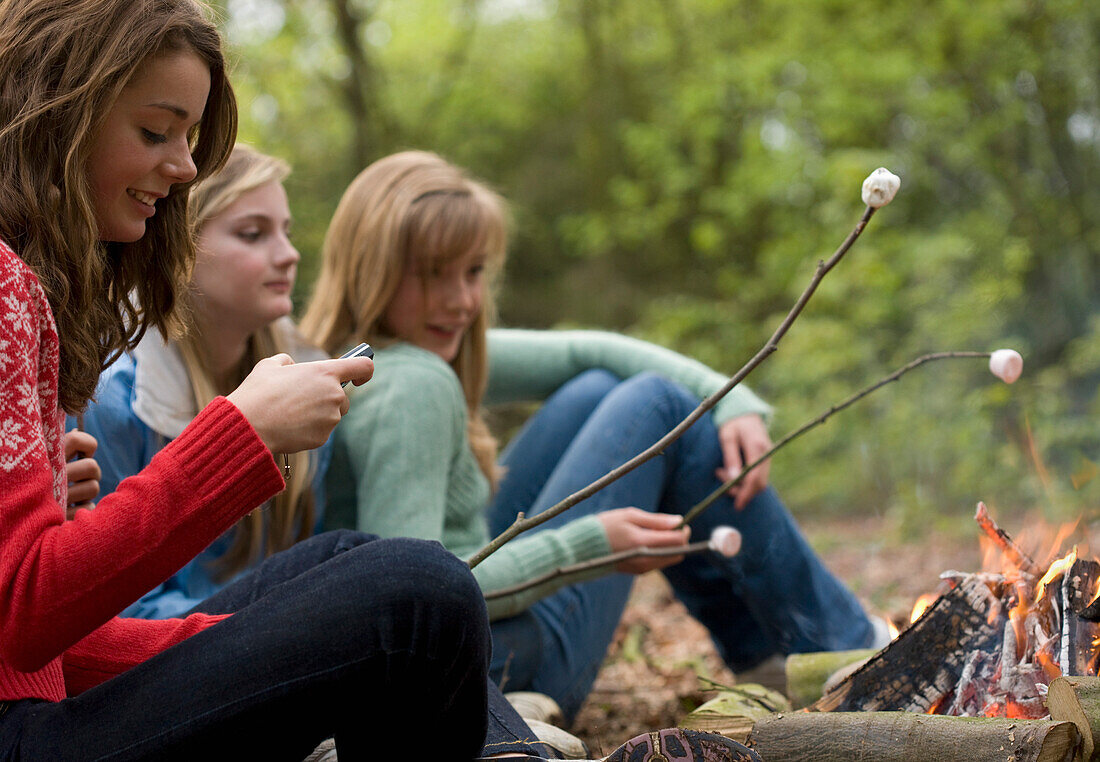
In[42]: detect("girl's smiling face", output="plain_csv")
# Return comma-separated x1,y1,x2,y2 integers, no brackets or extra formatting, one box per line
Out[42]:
191,180,299,336
382,248,487,363
87,51,210,242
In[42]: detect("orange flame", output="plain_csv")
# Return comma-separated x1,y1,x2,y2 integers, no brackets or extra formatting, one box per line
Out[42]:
1036,547,1077,603
910,593,938,623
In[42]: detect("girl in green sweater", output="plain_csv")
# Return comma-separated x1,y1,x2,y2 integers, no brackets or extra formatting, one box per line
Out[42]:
302,150,883,723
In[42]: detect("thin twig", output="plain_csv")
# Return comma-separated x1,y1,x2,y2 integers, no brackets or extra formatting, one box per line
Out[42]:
484,539,713,600
679,351,992,526
468,205,877,569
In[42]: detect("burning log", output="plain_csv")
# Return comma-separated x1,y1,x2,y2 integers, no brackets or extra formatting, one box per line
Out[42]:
1060,558,1100,677
1079,595,1100,623
812,575,1004,712
814,506,1100,721
744,712,1079,762
1047,676,1100,762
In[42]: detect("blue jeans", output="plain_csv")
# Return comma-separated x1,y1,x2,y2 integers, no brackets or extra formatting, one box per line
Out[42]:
0,533,519,761
487,370,874,721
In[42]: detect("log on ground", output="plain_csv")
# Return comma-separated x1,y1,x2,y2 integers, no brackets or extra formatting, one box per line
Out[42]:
746,711,1079,762
1047,675,1100,762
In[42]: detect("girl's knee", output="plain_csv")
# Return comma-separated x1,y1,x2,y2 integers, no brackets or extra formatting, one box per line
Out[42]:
612,372,697,417
621,370,682,396
350,537,483,612
311,528,379,555
558,368,621,404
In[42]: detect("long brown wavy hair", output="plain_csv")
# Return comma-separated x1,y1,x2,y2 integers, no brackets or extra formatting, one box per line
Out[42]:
0,0,237,414
179,144,317,578
300,151,508,483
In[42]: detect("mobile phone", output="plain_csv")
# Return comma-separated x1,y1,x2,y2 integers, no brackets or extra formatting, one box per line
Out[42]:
339,342,374,387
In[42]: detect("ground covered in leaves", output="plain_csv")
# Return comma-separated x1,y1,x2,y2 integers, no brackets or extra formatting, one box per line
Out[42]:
568,514,993,755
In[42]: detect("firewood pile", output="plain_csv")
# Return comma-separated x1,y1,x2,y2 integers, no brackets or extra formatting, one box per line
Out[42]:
813,504,1099,719
684,504,1100,762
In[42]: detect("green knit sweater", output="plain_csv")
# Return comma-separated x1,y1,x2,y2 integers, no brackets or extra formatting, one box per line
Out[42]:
325,328,772,619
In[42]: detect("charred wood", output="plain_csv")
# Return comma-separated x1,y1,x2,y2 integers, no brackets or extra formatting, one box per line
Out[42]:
1062,560,1100,676
812,575,1003,712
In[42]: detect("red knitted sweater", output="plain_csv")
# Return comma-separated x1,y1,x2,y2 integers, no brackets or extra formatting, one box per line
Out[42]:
0,240,283,701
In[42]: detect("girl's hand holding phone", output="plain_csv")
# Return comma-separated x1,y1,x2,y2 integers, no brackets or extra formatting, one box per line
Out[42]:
227,352,374,454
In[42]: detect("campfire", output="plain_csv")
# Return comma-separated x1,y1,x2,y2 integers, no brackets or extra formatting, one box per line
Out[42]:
813,503,1099,719
687,504,1100,762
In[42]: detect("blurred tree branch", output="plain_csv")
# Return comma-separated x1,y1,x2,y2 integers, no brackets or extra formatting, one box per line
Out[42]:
330,0,393,166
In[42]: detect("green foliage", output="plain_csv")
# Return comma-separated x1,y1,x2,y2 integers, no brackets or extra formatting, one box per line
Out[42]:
223,0,1100,524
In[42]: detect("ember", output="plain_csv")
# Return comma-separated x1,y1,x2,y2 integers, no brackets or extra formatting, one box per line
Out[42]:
814,504,1100,722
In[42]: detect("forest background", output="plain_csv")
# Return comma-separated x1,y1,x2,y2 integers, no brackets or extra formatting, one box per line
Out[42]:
215,0,1100,543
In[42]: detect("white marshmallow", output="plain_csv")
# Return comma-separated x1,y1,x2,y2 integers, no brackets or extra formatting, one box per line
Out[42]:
861,167,901,208
707,526,742,558
989,348,1023,384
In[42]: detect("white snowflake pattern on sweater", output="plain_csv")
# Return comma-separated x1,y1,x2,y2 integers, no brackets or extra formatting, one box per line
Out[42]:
0,239,66,503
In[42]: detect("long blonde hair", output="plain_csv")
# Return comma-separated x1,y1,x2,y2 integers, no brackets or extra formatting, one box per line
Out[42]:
300,150,508,482
182,144,316,578
0,0,236,414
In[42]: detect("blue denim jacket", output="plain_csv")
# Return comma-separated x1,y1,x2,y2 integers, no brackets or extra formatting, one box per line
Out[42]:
69,323,331,619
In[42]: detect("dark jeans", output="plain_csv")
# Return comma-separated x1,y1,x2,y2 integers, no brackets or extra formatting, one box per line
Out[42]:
189,531,551,759
0,534,497,761
487,370,875,721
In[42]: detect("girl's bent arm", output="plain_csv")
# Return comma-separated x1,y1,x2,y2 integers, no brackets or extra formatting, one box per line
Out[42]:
0,394,282,672
486,328,772,425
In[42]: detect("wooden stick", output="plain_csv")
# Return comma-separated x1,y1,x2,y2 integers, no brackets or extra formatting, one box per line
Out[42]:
1047,675,1100,762
975,501,1042,576
467,205,878,569
483,542,706,600
745,712,1079,762
681,351,991,526
483,527,740,601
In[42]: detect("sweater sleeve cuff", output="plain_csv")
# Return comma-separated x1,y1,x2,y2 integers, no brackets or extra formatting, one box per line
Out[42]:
158,396,283,522
475,515,612,621
713,384,774,427
548,514,612,561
